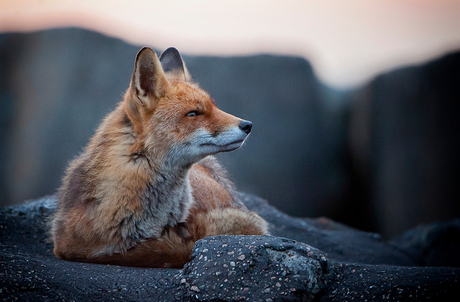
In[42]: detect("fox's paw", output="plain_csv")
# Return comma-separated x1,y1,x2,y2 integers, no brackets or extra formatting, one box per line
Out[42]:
193,208,269,238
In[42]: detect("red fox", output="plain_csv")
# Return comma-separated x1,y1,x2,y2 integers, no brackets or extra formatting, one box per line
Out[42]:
50,47,268,268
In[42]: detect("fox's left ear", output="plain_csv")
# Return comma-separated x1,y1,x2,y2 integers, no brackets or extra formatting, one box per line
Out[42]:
126,47,170,134
131,47,170,103
159,47,191,82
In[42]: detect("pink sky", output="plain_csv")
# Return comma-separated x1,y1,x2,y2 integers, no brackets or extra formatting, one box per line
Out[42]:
1,0,460,88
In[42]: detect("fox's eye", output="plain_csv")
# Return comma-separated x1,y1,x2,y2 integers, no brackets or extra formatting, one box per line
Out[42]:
186,111,199,117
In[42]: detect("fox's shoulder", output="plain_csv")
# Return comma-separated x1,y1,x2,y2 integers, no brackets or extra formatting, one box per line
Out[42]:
193,156,232,184
188,156,245,216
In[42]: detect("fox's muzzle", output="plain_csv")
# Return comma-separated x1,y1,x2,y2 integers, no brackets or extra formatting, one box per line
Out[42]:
239,120,252,135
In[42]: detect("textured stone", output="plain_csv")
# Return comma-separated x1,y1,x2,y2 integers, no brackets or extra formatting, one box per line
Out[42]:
1,193,459,301
177,235,334,301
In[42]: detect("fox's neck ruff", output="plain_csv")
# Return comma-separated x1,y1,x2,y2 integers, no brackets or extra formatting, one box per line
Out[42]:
141,161,194,222
123,111,196,215
92,158,192,256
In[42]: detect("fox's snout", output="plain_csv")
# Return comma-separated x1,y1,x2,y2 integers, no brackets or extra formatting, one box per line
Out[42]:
239,120,252,135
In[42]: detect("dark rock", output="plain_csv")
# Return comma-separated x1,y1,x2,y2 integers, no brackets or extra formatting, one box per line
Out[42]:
389,218,460,267
347,52,460,237
321,263,460,302
241,194,417,266
1,193,459,301
178,235,333,302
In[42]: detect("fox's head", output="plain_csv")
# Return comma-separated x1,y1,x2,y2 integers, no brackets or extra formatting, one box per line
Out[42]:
123,47,252,168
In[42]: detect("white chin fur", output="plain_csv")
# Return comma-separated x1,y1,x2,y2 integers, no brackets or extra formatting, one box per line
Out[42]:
198,127,247,151
169,127,248,165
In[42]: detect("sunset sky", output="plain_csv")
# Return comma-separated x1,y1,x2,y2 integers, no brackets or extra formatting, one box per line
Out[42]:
1,0,460,88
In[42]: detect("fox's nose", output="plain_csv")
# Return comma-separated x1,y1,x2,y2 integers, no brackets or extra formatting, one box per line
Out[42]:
239,120,252,135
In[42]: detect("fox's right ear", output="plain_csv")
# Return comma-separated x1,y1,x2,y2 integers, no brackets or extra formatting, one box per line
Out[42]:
126,47,171,133
131,47,170,105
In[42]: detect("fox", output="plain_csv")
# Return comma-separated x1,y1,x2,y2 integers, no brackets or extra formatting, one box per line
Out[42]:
50,46,268,268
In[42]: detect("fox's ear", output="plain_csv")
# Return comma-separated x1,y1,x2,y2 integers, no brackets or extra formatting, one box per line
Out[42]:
126,47,170,134
159,47,191,82
131,47,170,106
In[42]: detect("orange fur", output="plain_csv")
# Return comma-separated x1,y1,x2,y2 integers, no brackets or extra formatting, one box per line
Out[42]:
50,47,268,268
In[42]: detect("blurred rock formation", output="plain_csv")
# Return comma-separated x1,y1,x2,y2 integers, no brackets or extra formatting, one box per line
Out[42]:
1,28,459,237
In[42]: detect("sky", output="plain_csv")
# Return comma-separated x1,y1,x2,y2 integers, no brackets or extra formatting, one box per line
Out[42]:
1,0,460,89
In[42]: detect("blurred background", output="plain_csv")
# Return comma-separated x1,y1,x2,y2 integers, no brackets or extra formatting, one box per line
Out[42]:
1,0,459,238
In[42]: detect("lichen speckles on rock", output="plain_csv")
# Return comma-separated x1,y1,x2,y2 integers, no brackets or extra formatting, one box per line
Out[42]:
2,194,460,301
176,235,336,301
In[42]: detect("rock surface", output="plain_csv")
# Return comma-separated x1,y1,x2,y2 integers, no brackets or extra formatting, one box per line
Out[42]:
1,193,459,301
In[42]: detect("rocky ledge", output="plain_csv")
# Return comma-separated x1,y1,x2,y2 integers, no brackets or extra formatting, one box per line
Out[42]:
1,193,459,301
